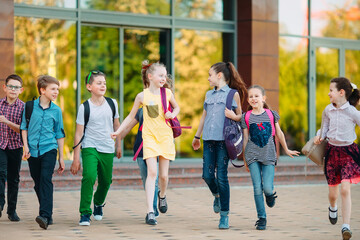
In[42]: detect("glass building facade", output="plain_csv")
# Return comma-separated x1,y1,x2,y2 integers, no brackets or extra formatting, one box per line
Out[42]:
0,0,359,161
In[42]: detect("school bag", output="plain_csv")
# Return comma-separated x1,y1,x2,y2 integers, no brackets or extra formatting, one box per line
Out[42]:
72,97,115,149
223,89,243,167
19,97,37,143
159,87,191,138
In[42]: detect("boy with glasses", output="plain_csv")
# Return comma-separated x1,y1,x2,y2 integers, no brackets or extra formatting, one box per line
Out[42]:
0,74,24,222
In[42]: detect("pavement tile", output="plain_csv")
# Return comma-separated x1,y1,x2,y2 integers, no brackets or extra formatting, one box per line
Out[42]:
0,184,359,240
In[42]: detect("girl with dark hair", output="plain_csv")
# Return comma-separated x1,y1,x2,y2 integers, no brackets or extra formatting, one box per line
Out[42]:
314,77,360,240
192,62,247,229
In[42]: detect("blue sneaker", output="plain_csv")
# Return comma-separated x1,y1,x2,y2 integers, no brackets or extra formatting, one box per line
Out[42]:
93,203,105,221
218,212,229,229
213,196,221,213
79,214,91,226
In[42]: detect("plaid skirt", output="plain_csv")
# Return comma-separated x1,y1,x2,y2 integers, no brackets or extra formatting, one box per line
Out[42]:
325,142,360,186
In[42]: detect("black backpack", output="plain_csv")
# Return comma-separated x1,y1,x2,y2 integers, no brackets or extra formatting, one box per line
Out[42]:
72,97,116,149
19,97,37,144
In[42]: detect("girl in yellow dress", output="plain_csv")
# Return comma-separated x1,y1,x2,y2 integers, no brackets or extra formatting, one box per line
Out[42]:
111,60,179,225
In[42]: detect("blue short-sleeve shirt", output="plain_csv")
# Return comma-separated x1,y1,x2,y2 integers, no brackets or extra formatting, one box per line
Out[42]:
203,85,237,141
20,97,65,157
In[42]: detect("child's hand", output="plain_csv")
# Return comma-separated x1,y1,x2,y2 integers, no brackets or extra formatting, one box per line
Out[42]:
22,146,31,160
115,146,122,159
57,159,65,174
110,132,118,139
0,115,9,124
164,111,174,119
313,136,323,145
285,149,300,158
70,160,81,175
224,108,236,119
192,138,201,150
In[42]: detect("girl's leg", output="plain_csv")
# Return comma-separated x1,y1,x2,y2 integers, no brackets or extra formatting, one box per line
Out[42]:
328,185,339,208
248,162,266,219
145,157,157,213
340,182,351,225
262,164,276,207
202,141,218,195
158,156,170,198
215,141,230,213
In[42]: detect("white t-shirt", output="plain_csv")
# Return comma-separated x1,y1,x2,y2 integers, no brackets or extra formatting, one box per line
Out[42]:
76,98,119,153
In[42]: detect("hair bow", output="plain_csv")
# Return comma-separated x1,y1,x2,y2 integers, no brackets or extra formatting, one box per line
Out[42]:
142,64,152,70
351,83,357,90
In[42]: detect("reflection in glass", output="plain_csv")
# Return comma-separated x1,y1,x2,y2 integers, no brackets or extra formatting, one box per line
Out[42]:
346,49,360,143
279,37,308,152
14,17,77,159
81,26,120,102
311,0,360,39
175,0,224,20
175,29,222,157
81,0,170,15
315,47,339,130
123,29,161,156
279,0,308,35
15,0,76,8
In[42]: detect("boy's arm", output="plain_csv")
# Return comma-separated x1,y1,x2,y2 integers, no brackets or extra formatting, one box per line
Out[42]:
70,124,84,175
0,115,21,133
113,118,122,159
21,130,30,159
275,122,300,158
57,137,65,174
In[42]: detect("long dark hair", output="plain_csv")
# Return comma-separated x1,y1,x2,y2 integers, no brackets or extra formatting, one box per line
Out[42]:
211,62,247,105
331,77,360,107
247,85,270,110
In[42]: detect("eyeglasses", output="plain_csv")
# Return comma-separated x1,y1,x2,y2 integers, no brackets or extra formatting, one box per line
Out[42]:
6,85,22,91
86,70,103,84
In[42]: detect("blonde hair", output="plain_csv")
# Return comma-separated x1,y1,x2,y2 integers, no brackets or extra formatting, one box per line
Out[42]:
141,60,174,93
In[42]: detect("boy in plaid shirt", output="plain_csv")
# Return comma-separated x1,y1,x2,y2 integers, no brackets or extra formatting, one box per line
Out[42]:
0,74,24,222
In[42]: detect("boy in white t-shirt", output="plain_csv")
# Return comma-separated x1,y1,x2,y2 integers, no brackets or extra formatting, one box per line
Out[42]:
70,71,121,226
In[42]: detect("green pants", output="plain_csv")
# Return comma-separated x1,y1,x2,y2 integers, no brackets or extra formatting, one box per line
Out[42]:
79,148,114,215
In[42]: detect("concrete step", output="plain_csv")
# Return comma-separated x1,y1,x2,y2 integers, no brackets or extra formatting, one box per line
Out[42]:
18,160,326,191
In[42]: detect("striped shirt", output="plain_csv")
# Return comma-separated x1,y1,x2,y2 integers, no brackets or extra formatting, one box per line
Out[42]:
0,97,25,150
240,110,280,165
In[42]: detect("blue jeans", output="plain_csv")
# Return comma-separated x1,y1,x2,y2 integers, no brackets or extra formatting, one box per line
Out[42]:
137,157,158,214
202,140,230,212
248,161,275,219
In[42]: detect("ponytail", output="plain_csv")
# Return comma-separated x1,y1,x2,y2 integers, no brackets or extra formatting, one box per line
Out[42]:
211,62,247,105
349,89,360,106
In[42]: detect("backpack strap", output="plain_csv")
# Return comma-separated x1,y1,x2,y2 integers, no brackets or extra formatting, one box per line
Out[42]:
245,110,252,130
133,141,143,161
264,109,275,136
225,89,237,109
105,97,116,123
72,100,90,149
25,100,35,129
160,88,168,115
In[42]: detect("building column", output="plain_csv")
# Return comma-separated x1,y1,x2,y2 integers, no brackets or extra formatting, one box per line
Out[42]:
0,0,15,99
237,0,279,110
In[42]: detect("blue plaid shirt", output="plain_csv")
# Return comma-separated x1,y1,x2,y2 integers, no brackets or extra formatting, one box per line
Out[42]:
20,97,65,157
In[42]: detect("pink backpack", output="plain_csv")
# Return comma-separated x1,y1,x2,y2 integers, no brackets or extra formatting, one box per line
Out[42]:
244,109,275,136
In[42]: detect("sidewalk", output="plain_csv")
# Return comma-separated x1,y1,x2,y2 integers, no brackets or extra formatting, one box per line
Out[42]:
1,184,359,240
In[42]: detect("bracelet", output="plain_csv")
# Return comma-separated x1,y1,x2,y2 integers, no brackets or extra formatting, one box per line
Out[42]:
194,136,200,139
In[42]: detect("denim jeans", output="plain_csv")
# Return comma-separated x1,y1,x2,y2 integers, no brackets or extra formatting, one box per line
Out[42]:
202,140,230,212
28,149,57,221
137,157,158,214
248,161,275,219
0,147,23,214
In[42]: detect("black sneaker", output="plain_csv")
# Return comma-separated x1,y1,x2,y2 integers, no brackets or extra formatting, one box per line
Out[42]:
342,227,352,240
0,205,2,218
265,192,277,208
145,212,157,225
255,218,267,230
8,212,20,222
79,214,91,226
93,203,105,221
48,217,53,225
329,207,338,225
158,192,168,213
35,216,48,230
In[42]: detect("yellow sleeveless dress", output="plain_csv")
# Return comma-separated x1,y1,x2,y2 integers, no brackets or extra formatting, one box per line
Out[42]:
142,88,175,161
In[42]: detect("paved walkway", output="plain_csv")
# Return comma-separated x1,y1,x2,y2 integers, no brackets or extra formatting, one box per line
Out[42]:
1,184,360,240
